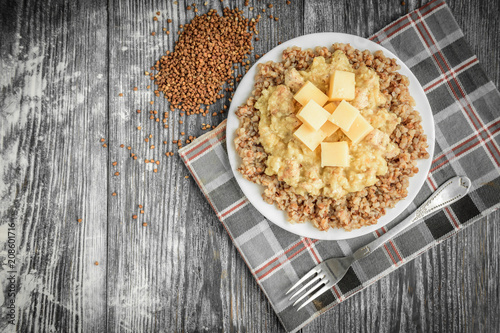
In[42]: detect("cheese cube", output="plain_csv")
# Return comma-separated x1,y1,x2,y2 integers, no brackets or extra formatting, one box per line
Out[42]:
320,121,339,137
296,100,331,131
328,70,355,101
328,100,360,131
293,81,329,106
321,141,349,167
294,124,327,151
323,102,339,114
343,115,374,144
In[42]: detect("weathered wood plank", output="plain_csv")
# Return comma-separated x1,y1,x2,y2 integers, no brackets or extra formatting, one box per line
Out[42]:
105,0,193,331
0,0,108,332
105,0,302,331
221,1,305,333
302,0,500,332
448,0,500,86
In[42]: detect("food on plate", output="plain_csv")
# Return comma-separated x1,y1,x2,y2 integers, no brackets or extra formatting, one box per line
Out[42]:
296,100,331,131
328,70,356,101
293,81,329,106
321,142,349,167
328,100,360,131
234,44,429,231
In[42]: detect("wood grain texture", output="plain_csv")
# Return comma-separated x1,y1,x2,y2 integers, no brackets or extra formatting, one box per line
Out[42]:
105,1,305,332
0,0,108,331
0,0,499,332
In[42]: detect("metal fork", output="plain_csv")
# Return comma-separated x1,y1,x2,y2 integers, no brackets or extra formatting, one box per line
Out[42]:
286,176,471,310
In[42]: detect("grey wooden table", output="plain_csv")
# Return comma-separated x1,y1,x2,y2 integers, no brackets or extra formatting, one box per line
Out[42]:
1,0,499,332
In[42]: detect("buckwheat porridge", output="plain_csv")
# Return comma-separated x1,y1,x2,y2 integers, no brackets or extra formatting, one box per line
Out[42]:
234,44,429,231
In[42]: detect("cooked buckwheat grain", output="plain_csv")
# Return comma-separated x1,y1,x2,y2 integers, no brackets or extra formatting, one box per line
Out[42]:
234,44,429,231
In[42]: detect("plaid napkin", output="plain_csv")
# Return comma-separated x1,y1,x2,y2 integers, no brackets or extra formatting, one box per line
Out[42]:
179,1,500,331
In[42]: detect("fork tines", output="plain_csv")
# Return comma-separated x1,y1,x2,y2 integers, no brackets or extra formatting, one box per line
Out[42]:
286,267,330,311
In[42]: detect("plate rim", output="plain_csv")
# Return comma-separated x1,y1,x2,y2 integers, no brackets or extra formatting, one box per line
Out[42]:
226,32,435,240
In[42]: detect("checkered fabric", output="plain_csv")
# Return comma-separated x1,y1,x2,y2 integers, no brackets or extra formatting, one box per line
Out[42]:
179,1,500,331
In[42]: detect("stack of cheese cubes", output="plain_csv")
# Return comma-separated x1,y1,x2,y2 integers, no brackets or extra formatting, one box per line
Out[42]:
292,70,374,167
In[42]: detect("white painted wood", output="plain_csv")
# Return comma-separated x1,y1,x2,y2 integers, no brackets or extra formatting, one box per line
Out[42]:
0,0,108,331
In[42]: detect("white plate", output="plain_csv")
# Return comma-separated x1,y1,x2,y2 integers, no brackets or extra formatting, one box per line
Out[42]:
226,32,435,240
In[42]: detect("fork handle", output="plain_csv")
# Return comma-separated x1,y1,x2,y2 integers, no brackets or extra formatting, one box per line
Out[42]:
352,176,471,262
